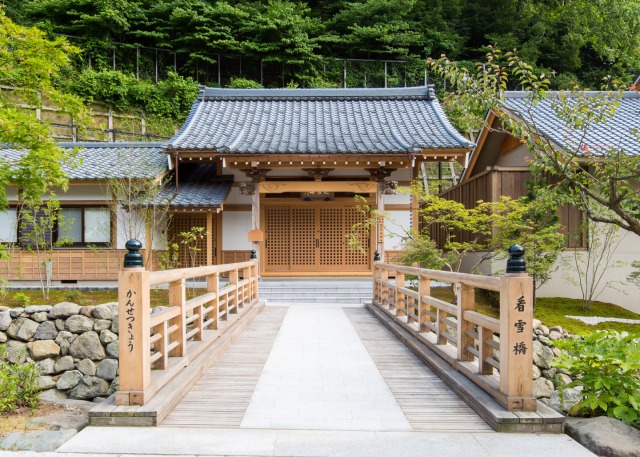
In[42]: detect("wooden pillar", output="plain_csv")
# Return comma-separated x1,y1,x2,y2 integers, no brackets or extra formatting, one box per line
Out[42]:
116,266,150,406
499,272,535,411
208,272,219,329
206,212,213,265
395,271,405,317
252,190,260,259
377,182,385,260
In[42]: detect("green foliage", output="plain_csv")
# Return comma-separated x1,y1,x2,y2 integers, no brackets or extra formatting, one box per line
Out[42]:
61,69,198,122
12,292,30,307
227,77,263,89
158,243,181,271
552,331,640,426
63,288,81,303
0,9,86,259
429,47,640,243
0,347,40,414
9,0,637,88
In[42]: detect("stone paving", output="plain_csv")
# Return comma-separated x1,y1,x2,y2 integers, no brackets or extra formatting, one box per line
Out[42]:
241,304,411,431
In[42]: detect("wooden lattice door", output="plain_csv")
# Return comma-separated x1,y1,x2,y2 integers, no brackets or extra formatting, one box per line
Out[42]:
264,205,371,273
265,208,290,271
168,214,215,268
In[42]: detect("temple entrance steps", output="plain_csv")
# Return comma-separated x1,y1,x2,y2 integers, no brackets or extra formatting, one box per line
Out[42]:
258,278,373,304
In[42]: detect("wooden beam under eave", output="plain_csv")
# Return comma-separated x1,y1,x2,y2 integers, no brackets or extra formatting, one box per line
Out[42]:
462,112,497,181
259,180,378,194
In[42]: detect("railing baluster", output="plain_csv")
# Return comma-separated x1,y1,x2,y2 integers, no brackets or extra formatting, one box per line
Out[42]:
418,274,430,333
207,272,218,330
478,326,493,375
395,271,405,317
169,279,186,357
457,282,475,361
229,269,238,315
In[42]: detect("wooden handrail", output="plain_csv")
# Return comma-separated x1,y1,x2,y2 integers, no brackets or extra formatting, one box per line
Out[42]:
116,258,259,406
372,260,535,412
149,260,256,285
374,263,501,291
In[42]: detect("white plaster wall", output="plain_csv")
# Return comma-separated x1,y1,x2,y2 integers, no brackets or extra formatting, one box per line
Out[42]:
6,185,109,202
116,208,148,249
383,191,411,205
52,185,108,201
224,187,253,205
495,144,530,167
458,226,640,314
222,211,252,250
385,210,412,249
537,227,640,314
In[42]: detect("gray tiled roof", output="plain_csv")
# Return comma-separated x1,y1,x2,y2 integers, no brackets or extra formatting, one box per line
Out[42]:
0,142,168,180
502,91,640,156
167,86,474,154
157,163,232,208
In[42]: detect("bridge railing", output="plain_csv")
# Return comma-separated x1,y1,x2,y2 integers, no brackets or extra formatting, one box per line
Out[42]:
115,240,259,406
372,246,535,412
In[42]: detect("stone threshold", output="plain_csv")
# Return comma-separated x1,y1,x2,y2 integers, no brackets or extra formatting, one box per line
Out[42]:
88,301,266,426
365,302,565,433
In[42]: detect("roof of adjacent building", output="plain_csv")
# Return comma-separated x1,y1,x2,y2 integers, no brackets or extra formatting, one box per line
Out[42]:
501,91,640,156
156,163,232,208
0,142,168,180
166,86,474,154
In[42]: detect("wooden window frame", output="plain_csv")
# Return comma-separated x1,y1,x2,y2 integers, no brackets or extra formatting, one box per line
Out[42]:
54,206,112,248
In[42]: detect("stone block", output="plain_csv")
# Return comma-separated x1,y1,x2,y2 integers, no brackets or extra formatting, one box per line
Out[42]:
77,359,96,376
69,332,105,361
96,359,118,381
65,315,95,334
36,358,56,375
54,355,75,373
566,416,640,457
99,329,118,345
49,302,80,319
4,340,27,363
56,370,83,390
34,321,58,340
0,310,12,331
69,376,109,400
92,303,115,320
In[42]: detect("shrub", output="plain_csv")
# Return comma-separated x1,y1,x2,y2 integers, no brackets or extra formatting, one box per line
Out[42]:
552,331,640,426
63,287,81,303
227,77,263,89
0,347,40,414
12,292,30,307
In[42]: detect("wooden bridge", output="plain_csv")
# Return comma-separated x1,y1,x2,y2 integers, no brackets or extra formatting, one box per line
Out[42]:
89,242,563,433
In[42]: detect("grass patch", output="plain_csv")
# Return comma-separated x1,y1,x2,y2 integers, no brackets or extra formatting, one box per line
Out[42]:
0,403,66,439
0,289,171,309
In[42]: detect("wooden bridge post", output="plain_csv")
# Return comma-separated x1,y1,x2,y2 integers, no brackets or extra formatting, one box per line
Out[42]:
229,269,239,315
499,245,536,411
116,240,151,406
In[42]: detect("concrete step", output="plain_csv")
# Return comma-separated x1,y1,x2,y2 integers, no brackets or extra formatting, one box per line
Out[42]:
257,279,373,303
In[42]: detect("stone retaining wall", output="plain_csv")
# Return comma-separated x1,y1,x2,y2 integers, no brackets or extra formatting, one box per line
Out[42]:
0,302,119,402
531,319,580,413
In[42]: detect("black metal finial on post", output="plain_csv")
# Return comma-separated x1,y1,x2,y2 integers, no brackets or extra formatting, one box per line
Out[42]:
123,239,144,268
250,249,257,259
374,251,381,262
506,244,526,274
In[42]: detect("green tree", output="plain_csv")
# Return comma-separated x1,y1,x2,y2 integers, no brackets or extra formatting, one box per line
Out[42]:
428,47,640,239
18,199,72,300
0,10,86,258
